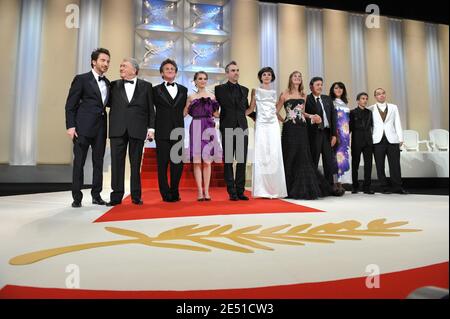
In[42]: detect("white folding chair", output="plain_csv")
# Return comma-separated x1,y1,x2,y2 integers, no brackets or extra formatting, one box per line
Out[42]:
402,130,431,152
429,129,449,152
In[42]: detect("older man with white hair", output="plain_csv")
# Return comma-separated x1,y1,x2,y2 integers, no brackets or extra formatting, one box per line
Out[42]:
106,58,155,206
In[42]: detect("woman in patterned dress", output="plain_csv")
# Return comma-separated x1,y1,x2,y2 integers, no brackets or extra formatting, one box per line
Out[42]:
329,82,351,195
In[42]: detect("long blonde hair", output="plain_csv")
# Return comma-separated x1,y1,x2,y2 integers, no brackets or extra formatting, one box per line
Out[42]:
287,71,304,96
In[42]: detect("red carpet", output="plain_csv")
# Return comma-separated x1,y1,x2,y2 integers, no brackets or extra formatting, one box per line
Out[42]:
141,148,226,188
1,262,447,299
94,188,323,223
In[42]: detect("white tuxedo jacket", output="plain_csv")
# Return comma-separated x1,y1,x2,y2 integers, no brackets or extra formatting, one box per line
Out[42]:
368,103,403,144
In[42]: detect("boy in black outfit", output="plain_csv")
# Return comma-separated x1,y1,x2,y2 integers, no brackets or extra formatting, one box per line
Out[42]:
349,92,375,194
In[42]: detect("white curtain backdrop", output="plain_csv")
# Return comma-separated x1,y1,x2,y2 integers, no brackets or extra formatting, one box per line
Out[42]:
349,14,368,99
10,0,45,165
387,18,408,128
259,2,278,92
425,23,443,130
306,8,324,80
77,0,102,74
76,0,103,183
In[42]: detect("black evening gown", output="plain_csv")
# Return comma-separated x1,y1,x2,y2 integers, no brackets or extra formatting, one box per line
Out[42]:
281,99,331,199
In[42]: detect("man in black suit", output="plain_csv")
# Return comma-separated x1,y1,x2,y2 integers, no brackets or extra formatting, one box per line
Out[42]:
305,76,337,185
106,58,154,206
65,48,111,208
215,61,250,201
349,92,375,194
150,59,187,202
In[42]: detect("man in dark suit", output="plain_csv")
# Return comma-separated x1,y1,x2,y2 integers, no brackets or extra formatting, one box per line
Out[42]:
305,76,338,185
215,61,250,201
106,58,154,206
349,92,375,194
65,48,111,208
150,59,187,202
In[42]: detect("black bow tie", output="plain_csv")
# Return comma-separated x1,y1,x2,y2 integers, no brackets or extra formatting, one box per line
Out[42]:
166,82,175,87
124,80,134,84
98,76,106,82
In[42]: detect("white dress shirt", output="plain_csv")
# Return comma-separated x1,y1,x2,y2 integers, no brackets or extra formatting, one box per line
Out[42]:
124,77,137,102
313,94,329,128
91,69,107,105
165,81,178,99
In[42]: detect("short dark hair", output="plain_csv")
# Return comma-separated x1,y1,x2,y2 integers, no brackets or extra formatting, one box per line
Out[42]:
257,67,276,83
194,71,208,81
374,87,385,96
329,82,348,104
225,61,238,73
309,76,323,86
356,92,369,101
91,48,110,68
159,58,178,74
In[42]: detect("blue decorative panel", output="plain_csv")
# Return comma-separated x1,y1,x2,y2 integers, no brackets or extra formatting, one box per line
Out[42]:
135,0,230,88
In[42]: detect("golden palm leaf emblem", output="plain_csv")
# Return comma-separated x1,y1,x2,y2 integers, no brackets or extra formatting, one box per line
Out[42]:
9,218,421,265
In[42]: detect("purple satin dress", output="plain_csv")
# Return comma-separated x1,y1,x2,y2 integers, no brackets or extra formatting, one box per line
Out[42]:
188,97,222,162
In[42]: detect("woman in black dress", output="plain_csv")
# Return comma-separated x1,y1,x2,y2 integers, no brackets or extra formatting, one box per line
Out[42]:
276,71,331,199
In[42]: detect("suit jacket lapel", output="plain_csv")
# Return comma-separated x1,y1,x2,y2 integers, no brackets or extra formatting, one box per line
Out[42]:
159,83,174,106
129,79,141,105
384,104,393,122
374,105,382,123
89,72,103,104
119,80,129,104
173,84,184,107
321,95,330,119
104,78,110,106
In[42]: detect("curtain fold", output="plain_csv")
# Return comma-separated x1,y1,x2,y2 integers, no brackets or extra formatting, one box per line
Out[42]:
77,0,102,74
425,23,443,130
349,14,368,98
260,3,278,91
306,8,324,80
10,0,45,165
387,18,408,128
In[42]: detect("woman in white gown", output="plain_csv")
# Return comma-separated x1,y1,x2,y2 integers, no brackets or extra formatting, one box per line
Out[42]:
246,67,287,198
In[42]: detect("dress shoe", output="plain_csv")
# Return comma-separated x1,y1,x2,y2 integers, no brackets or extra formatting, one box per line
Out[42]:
162,197,175,203
204,197,211,201
393,188,409,195
363,189,375,195
172,196,181,202
381,189,392,194
132,199,144,205
237,194,249,201
351,189,359,194
229,194,239,201
71,201,82,208
92,198,107,205
106,201,121,207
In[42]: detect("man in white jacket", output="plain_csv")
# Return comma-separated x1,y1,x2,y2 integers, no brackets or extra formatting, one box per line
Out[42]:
368,88,408,194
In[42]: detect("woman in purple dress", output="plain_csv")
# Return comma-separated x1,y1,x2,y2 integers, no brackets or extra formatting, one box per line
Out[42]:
183,71,221,201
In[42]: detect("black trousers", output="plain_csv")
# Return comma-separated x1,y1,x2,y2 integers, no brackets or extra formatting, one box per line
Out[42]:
373,135,402,190
72,123,106,202
351,141,373,190
155,139,184,200
110,132,145,202
310,128,334,184
221,129,248,195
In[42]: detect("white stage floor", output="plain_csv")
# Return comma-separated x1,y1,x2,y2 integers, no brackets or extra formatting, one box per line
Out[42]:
0,188,448,298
